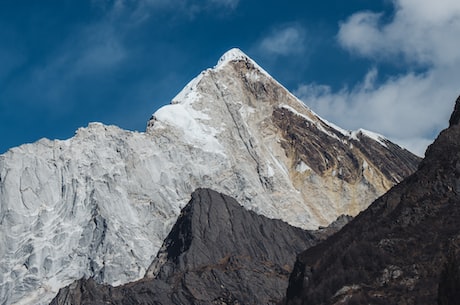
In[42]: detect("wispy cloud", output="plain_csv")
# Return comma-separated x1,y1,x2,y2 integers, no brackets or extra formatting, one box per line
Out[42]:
257,24,306,56
14,18,127,113
0,47,25,83
295,0,460,156
68,25,126,75
92,0,239,20
5,0,241,120
209,0,239,10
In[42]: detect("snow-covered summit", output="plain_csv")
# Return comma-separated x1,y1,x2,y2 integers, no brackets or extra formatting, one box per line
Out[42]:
215,47,273,78
166,48,253,107
216,48,249,66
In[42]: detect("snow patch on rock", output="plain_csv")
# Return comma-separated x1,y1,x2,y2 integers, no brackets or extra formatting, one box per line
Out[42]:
296,161,311,173
154,104,223,155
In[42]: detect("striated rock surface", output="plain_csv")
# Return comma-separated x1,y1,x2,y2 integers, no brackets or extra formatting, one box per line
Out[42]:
0,48,420,305
285,96,460,304
50,188,319,305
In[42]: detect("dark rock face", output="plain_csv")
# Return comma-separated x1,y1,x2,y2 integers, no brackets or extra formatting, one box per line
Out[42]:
51,188,319,305
285,96,460,305
273,107,420,185
312,214,353,241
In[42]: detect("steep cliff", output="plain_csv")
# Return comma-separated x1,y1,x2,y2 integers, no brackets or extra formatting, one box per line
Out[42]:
285,96,460,304
50,188,318,305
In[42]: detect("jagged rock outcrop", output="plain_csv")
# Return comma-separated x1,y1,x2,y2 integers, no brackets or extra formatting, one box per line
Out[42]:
285,95,460,304
50,188,319,305
0,48,420,305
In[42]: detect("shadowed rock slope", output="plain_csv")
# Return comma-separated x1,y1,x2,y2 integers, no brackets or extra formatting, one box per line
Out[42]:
50,188,319,305
285,95,460,305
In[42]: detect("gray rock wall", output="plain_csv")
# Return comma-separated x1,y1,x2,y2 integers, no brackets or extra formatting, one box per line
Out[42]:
51,188,319,305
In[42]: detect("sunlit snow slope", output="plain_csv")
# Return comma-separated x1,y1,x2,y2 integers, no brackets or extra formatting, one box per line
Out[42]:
0,48,419,305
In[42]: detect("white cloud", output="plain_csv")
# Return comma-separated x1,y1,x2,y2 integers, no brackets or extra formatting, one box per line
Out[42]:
295,0,460,156
295,67,456,156
258,24,306,56
338,0,460,66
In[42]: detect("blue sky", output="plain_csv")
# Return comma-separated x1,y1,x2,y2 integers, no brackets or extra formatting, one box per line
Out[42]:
1,0,459,156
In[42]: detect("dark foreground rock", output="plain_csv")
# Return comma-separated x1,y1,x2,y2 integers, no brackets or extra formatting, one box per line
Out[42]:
285,96,460,305
51,188,319,305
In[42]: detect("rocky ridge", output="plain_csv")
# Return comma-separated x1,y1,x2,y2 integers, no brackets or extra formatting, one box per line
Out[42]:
285,95,460,304
50,188,319,305
0,48,420,305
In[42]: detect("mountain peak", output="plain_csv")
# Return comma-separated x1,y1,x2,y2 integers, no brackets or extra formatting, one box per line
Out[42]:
147,48,420,229
214,48,272,77
449,95,460,127
216,48,250,67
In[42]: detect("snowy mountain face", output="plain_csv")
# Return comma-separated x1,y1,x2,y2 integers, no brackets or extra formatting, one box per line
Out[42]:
0,48,420,305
